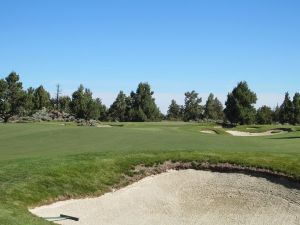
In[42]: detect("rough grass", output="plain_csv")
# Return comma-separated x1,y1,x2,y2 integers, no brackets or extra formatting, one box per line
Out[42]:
0,122,299,224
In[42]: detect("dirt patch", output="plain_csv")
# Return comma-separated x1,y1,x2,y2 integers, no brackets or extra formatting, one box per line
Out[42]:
30,169,300,225
226,130,286,136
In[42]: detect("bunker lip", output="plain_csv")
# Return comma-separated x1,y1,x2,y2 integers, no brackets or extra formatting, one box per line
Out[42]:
29,169,300,225
29,161,300,210
127,161,300,190
200,130,217,134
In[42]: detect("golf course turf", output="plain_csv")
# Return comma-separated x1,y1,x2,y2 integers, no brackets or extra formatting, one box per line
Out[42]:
0,122,299,224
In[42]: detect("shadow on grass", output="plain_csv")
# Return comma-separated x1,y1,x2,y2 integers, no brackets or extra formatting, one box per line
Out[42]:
269,136,300,140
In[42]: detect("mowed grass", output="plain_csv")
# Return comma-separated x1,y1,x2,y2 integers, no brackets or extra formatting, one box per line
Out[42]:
0,122,299,224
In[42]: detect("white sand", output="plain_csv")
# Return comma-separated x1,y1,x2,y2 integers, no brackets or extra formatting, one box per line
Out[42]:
96,124,112,128
226,130,285,136
200,130,216,134
30,170,300,225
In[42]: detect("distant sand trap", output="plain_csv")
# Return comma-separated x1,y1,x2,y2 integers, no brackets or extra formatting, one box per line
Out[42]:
30,170,300,225
200,130,216,134
226,130,285,136
96,124,112,128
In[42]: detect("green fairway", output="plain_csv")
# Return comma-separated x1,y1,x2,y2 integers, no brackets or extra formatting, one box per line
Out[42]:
0,122,299,224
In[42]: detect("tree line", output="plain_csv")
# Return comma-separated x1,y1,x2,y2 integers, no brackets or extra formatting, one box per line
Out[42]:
0,72,161,122
0,72,299,125
167,81,300,125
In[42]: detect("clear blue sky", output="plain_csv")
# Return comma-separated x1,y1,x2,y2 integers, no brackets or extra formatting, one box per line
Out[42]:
1,0,299,113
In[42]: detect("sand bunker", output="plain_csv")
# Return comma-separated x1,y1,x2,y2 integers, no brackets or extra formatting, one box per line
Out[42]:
30,170,300,225
96,124,112,128
200,130,216,134
226,130,285,136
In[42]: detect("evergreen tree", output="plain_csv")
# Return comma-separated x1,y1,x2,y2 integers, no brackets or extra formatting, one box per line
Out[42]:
256,105,273,124
292,92,300,124
70,85,87,119
0,72,26,122
59,96,71,113
70,85,104,120
95,98,107,121
272,105,280,123
134,107,147,122
85,97,103,120
131,83,161,121
33,85,51,110
183,91,203,121
70,85,91,119
224,81,257,125
24,87,35,115
204,93,224,121
124,94,135,121
108,91,127,121
279,92,293,124
167,100,182,120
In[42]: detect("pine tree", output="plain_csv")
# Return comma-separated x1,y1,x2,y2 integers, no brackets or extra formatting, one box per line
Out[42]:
24,87,35,115
70,85,107,120
59,96,71,113
293,92,300,124
256,105,273,124
0,72,26,122
183,91,203,121
167,100,182,120
204,93,224,121
272,105,280,123
224,81,257,125
279,92,293,124
108,91,127,121
131,83,161,121
33,85,51,110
